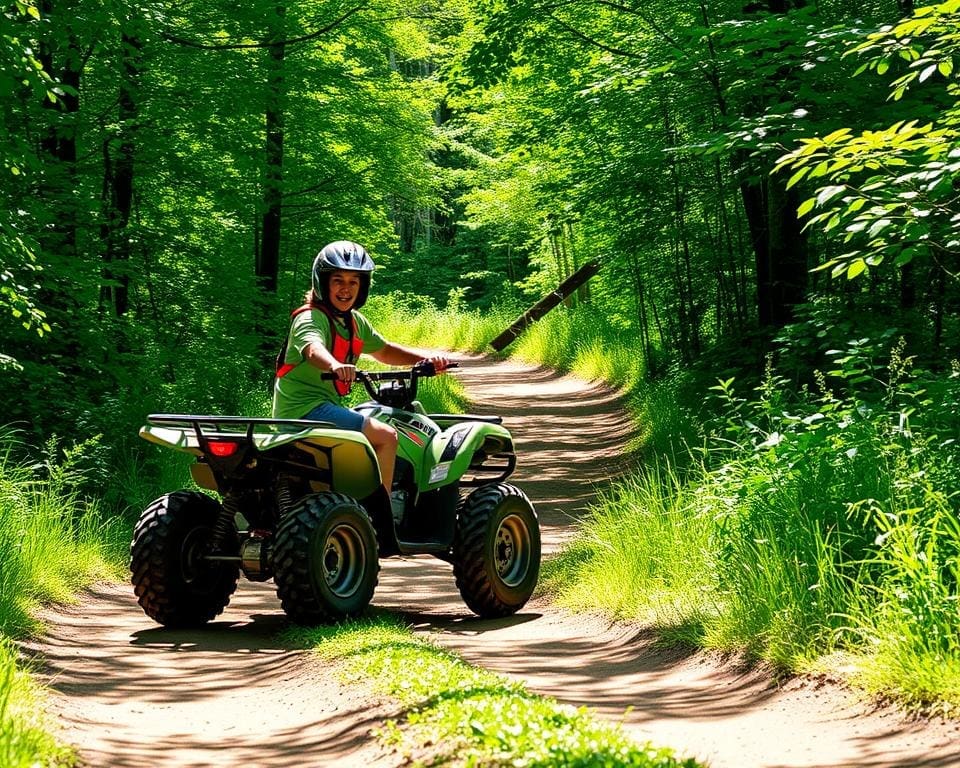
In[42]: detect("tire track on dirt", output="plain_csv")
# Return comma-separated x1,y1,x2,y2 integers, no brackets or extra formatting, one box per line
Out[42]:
26,355,960,767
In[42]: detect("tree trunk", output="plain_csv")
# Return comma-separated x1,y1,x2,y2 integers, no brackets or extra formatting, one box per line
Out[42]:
38,0,80,259
257,6,286,294
101,28,141,317
765,177,807,325
740,164,807,327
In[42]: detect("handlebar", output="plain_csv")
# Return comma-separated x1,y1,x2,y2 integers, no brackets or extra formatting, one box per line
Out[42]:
320,360,459,402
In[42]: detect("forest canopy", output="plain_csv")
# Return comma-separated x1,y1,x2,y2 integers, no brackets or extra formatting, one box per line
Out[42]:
2,0,959,445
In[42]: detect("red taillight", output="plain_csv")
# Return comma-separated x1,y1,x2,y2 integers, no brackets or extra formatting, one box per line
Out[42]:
207,441,239,457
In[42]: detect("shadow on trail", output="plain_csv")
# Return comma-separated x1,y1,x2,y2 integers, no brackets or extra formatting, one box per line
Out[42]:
28,581,394,768
453,356,637,546
32,357,960,768
129,613,289,651
374,556,781,723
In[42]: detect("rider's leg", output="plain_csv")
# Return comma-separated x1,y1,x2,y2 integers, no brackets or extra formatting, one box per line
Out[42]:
363,417,399,492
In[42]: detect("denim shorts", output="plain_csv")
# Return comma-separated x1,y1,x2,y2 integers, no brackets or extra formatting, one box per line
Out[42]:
303,401,367,432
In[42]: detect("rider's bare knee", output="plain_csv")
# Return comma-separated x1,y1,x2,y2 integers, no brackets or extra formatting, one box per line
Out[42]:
365,420,397,450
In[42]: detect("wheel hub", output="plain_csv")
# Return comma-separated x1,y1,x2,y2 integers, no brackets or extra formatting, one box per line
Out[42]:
494,514,529,587
321,523,366,598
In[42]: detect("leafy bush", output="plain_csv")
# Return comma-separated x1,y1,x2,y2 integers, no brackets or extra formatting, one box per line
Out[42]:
552,329,960,706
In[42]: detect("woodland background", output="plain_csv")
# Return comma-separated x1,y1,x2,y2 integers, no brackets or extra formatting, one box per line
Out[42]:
3,0,960,719
4,0,959,438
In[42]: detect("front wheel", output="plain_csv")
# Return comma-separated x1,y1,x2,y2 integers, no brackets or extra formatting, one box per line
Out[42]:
273,492,379,625
130,491,240,627
453,483,540,618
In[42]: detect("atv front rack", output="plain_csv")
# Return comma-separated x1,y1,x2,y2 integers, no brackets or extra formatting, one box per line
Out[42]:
461,451,516,486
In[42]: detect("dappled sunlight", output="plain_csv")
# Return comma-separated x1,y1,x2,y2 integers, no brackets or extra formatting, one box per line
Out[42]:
452,357,637,550
29,357,960,768
27,583,394,767
371,358,960,768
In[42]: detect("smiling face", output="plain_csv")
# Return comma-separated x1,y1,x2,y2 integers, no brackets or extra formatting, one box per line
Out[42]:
327,270,362,312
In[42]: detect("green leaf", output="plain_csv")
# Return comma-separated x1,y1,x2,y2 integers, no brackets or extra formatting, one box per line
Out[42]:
846,258,867,279
798,197,816,217
786,167,808,189
939,59,953,77
816,185,845,206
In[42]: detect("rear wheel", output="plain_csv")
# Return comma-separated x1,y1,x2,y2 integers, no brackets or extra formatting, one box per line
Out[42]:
130,491,239,627
453,483,540,618
273,492,379,625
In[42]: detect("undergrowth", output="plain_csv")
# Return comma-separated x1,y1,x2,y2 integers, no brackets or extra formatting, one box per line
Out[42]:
288,616,701,767
544,315,960,712
0,429,126,766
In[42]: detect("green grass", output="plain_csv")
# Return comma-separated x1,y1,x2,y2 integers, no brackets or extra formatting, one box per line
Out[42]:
509,305,644,390
287,616,701,768
0,432,127,636
494,304,700,460
366,293,514,354
541,464,715,647
542,339,960,711
0,430,128,766
0,639,76,767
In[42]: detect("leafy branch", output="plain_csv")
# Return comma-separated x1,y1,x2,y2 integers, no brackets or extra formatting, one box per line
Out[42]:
774,0,960,281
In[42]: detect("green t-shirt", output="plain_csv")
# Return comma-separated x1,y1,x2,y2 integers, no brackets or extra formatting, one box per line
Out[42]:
271,308,386,419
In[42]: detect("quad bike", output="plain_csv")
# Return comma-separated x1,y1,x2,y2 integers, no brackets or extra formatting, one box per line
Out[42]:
130,361,540,627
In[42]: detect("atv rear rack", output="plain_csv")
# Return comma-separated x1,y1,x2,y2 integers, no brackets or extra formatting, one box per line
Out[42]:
147,414,337,435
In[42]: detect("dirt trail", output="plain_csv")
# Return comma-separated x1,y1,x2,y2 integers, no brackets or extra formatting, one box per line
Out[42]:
30,356,960,767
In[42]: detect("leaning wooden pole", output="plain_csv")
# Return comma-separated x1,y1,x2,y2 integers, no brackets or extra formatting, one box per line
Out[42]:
489,260,602,351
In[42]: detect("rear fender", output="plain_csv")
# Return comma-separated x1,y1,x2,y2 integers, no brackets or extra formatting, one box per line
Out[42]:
139,421,381,499
421,422,515,490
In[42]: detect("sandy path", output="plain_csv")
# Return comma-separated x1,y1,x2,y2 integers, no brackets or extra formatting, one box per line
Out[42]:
29,356,960,767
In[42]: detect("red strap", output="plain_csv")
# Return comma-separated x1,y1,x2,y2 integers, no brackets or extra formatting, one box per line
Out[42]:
275,305,364,397
328,313,364,395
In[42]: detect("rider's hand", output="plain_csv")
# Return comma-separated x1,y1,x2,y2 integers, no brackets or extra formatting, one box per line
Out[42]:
428,355,451,373
330,361,356,385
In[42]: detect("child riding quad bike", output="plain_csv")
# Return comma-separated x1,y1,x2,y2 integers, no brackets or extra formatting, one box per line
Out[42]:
131,360,541,626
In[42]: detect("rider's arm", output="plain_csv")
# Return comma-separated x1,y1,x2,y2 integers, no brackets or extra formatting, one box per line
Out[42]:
371,343,449,371
302,342,340,371
303,342,355,382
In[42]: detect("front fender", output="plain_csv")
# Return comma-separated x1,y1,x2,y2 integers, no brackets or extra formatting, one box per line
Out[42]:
421,422,515,490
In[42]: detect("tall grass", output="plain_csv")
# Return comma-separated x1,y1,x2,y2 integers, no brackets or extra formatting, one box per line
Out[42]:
0,429,127,766
497,303,700,459
543,464,716,645
366,293,514,354
0,639,75,767
0,431,126,635
510,303,646,391
548,333,960,709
